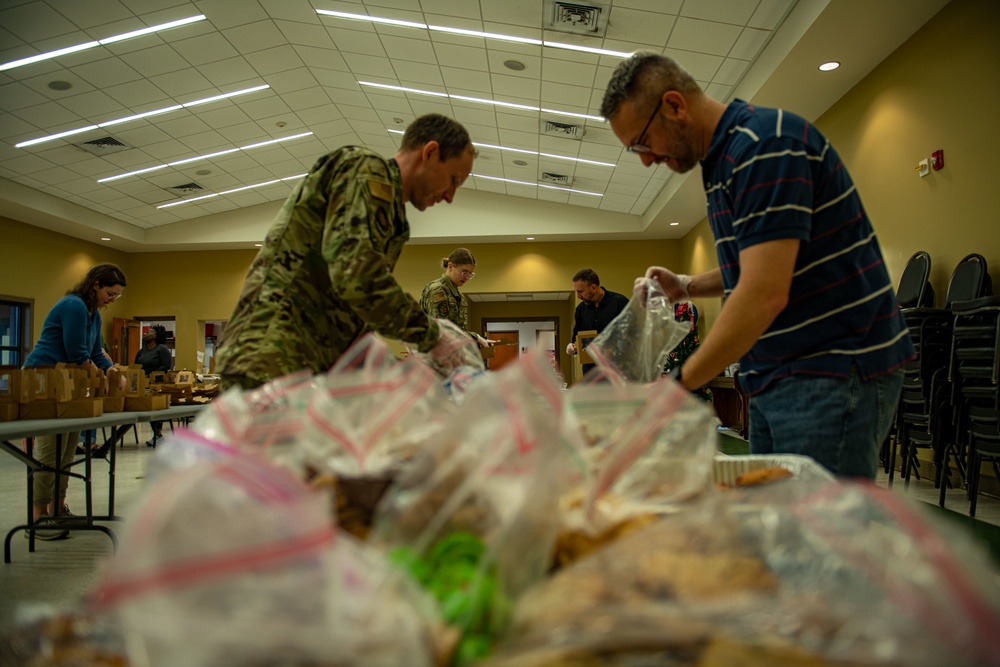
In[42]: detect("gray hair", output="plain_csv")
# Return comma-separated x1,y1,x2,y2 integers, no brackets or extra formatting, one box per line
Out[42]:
600,52,702,120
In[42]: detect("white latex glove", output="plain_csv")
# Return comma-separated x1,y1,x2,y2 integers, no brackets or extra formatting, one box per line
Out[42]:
637,266,692,302
473,333,498,349
566,342,577,356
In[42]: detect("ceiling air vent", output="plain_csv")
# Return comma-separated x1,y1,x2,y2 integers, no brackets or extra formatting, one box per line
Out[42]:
166,182,205,196
73,135,133,156
540,172,573,186
543,0,609,37
540,119,584,140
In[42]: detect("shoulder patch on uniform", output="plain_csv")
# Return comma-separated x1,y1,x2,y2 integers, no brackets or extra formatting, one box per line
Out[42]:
367,179,392,202
432,292,447,303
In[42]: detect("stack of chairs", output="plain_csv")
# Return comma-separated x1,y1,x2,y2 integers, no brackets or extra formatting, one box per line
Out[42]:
887,251,947,485
938,258,996,514
890,254,990,488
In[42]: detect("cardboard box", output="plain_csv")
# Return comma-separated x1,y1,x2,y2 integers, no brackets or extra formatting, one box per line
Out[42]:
576,330,598,365
57,398,104,419
125,395,169,411
0,402,19,422
0,367,20,403
479,345,496,360
20,400,58,420
102,396,125,412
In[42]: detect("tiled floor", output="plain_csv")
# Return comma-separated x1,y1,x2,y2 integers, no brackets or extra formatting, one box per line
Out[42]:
2,425,1000,637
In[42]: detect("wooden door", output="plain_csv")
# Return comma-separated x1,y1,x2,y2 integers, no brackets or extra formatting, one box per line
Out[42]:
110,318,141,365
488,331,519,371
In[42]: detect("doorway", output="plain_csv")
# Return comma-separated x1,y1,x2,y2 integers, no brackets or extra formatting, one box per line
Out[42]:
483,317,559,374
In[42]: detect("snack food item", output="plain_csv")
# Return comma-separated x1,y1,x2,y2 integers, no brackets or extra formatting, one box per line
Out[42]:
732,467,793,488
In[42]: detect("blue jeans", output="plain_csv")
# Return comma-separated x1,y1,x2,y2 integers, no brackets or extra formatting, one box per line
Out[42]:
748,367,903,479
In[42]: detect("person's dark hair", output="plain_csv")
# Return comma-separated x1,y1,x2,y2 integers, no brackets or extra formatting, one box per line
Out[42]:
573,268,599,286
401,114,475,161
600,52,701,121
442,247,476,269
68,263,127,311
151,324,168,345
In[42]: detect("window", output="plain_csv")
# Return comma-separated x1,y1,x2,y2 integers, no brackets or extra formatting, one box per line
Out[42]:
0,297,32,367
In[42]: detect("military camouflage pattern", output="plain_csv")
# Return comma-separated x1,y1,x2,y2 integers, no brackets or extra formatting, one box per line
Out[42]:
216,146,440,385
420,274,468,332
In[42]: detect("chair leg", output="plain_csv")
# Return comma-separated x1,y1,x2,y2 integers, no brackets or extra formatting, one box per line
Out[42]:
888,433,898,486
969,450,980,517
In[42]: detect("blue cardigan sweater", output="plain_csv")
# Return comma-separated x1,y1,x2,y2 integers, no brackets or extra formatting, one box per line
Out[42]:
24,295,112,370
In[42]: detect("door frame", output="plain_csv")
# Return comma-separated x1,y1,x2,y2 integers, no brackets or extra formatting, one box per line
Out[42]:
482,316,560,365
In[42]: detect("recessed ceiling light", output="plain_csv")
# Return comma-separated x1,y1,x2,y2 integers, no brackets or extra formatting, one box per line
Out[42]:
669,222,680,226
48,80,72,91
254,243,263,247
513,159,529,166
818,61,840,71
526,237,535,240
195,169,212,176
100,237,111,241
0,15,206,72
504,60,526,71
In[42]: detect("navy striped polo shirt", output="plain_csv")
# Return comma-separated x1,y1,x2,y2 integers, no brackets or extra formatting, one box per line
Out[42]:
701,100,914,395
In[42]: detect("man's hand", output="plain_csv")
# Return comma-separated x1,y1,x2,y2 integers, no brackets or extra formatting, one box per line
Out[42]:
639,266,692,301
566,342,577,356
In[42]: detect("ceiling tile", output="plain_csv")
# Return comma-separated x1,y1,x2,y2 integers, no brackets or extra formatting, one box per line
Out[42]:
274,20,336,49
713,58,749,86
612,0,682,13
238,94,292,120
195,0,270,30
432,42,489,72
149,68,215,98
342,53,396,79
19,71,98,101
392,60,444,86
197,56,261,86
119,44,191,78
57,90,128,120
729,28,769,61
749,0,795,30
0,81,50,111
71,57,145,89
152,113,213,137
486,49,541,79
263,67,319,94
244,45,305,76
326,27,387,57
679,0,755,25
11,100,80,129
195,104,254,129
380,35,438,64
102,78,170,108
171,32,241,66
179,128,229,151
293,45,349,71
0,3,78,43
222,20,288,54
540,81,591,107
258,0,319,23
480,0,542,29
667,18,742,57
661,48,723,81
491,73,539,100
49,0,134,30
441,66,491,94
605,7,675,47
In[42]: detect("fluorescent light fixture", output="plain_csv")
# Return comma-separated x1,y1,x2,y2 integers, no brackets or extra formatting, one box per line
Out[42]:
428,25,542,46
16,85,270,148
818,61,840,71
158,173,307,209
316,9,427,29
387,132,614,168
543,41,631,58
0,15,206,72
99,132,313,183
360,81,604,123
318,9,628,60
473,173,602,196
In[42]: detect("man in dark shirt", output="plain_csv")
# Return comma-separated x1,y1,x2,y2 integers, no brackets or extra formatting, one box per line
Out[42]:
567,268,629,374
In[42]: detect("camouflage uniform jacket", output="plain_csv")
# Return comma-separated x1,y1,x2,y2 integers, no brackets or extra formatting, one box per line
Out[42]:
420,274,468,332
216,146,439,384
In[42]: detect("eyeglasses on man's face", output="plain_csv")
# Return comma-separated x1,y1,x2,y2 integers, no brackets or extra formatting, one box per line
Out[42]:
626,97,664,155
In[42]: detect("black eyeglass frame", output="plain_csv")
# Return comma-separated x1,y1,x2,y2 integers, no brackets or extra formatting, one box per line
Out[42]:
626,97,664,154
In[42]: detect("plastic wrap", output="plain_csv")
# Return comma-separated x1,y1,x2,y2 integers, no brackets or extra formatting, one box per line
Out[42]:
587,278,690,383
91,454,438,667
483,484,1000,667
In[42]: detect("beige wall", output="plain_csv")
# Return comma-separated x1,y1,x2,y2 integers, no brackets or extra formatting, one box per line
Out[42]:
2,1,996,375
812,0,1000,295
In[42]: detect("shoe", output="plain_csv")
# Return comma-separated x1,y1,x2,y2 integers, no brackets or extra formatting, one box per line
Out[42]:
145,439,157,447
57,504,76,517
24,517,69,541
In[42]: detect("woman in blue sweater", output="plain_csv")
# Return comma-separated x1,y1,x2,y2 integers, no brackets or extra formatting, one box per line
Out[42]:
23,263,127,539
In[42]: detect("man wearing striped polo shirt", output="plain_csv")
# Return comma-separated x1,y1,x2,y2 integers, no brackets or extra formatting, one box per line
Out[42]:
601,53,914,479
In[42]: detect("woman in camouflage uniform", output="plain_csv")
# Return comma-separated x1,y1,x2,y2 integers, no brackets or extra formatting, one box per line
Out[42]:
420,248,492,348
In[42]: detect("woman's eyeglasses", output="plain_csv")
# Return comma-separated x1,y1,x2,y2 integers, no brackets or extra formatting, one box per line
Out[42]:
460,269,476,279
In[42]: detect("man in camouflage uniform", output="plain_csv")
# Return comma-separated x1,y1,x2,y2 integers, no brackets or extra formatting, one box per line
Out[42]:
217,114,476,389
